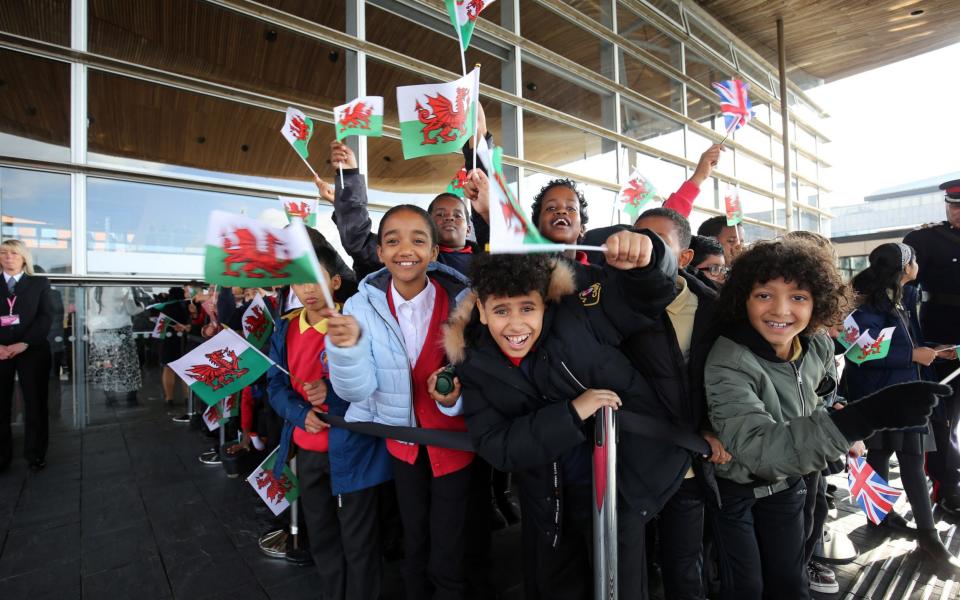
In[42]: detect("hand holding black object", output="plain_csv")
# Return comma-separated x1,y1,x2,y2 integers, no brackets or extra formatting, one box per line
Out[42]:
829,381,952,442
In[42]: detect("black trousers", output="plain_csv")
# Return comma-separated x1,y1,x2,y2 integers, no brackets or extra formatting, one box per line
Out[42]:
297,449,380,600
519,482,592,600
391,452,472,600
801,471,828,564
0,342,51,465
868,449,935,530
711,478,809,600
929,362,960,502
657,477,707,600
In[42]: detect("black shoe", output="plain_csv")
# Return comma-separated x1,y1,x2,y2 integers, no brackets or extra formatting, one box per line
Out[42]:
938,497,960,519
868,511,913,535
171,413,191,423
28,459,46,472
917,529,960,572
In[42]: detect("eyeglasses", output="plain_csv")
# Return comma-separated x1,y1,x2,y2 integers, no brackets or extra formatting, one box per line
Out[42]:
697,265,730,277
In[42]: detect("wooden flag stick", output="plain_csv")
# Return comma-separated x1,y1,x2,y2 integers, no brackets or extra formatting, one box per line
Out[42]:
471,63,481,174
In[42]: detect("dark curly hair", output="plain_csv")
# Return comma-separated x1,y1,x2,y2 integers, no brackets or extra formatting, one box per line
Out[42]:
716,238,850,333
470,253,554,303
530,178,589,230
852,242,915,310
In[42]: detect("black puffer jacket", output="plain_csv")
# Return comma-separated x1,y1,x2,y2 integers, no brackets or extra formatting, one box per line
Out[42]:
446,237,687,545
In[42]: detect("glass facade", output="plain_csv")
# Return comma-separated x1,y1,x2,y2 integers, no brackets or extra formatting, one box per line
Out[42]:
0,0,832,282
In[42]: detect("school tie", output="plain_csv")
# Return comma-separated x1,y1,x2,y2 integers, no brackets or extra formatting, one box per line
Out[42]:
5,277,13,295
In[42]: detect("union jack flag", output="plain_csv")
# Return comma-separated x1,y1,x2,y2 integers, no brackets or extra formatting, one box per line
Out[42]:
847,456,902,525
712,79,755,134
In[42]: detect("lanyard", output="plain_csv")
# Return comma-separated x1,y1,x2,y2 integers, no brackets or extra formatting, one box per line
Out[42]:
6,296,14,315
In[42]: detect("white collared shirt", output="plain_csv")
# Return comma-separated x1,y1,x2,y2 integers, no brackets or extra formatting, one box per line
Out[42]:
5,271,23,290
390,278,436,367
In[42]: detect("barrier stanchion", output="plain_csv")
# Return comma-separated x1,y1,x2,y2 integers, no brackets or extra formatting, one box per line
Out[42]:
593,406,618,600
187,388,195,416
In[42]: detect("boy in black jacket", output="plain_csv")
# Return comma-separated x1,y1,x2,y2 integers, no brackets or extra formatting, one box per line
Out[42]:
445,229,684,599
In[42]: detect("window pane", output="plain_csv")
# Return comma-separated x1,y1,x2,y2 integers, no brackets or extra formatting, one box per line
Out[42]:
257,0,345,29
523,112,617,183
734,150,772,191
523,59,608,123
86,178,279,276
734,50,772,94
687,14,733,64
619,53,684,114
621,100,684,157
0,49,71,162
645,0,683,24
738,188,773,225
0,0,70,45
685,48,729,93
0,167,72,273
521,2,606,75
633,154,688,206
616,8,682,69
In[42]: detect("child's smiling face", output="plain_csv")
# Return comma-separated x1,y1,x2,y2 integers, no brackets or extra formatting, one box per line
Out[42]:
746,277,813,359
477,291,546,359
377,208,439,293
537,186,584,245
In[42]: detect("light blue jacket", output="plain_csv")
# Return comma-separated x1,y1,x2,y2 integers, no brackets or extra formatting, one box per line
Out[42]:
326,262,471,426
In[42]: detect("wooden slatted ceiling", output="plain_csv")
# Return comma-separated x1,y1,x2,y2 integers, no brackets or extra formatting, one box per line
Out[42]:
695,0,960,82
0,50,70,146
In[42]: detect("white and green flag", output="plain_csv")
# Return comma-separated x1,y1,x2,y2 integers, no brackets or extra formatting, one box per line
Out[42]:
334,96,384,141
241,293,275,350
280,107,314,160
280,197,318,228
397,68,479,160
167,328,272,407
247,447,300,516
846,326,895,365
838,313,862,351
445,0,497,51
618,169,658,221
151,314,175,339
203,211,333,310
479,143,553,253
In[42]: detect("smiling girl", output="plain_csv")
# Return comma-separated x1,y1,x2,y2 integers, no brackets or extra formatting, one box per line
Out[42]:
703,238,950,599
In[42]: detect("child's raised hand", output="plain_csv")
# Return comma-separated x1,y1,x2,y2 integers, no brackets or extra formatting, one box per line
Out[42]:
602,230,653,270
428,367,461,407
302,380,327,407
464,169,490,221
313,175,335,203
326,313,361,348
304,410,330,434
571,389,621,421
329,141,358,170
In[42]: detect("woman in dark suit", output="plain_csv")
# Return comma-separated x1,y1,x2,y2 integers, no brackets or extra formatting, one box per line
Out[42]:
0,239,53,472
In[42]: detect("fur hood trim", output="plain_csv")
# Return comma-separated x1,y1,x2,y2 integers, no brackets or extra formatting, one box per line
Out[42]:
443,258,578,364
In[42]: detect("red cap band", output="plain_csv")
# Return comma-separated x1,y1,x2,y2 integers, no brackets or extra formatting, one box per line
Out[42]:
948,186,960,195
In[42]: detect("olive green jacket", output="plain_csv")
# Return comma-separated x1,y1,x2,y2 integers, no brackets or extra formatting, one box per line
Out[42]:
705,333,851,485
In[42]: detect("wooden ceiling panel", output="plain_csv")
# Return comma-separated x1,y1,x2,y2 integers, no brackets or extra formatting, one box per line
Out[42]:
695,0,960,82
0,50,70,146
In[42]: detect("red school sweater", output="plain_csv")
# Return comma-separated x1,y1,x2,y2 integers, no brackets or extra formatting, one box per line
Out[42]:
287,312,330,453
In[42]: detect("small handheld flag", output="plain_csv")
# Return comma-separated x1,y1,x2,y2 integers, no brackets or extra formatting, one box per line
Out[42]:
241,293,275,350
445,0,496,55
712,79,755,138
838,313,862,351
447,167,469,198
334,96,384,141
724,187,743,227
202,403,222,431
280,197,318,228
618,170,657,221
167,328,273,406
280,107,319,179
846,327,895,365
151,314,176,339
847,456,902,525
397,69,479,160
247,447,300,516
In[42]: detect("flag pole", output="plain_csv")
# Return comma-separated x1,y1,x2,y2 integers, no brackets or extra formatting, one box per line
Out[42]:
300,156,320,180
471,64,481,174
941,364,960,386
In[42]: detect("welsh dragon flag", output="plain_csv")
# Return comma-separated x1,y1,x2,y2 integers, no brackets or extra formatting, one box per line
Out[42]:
241,293,274,350
280,197,318,228
838,313,862,351
167,328,272,407
247,447,300,516
725,187,743,226
280,107,314,160
618,169,657,221
202,394,241,431
202,402,221,431
334,96,384,141
846,327,895,366
151,314,174,339
446,0,497,51
397,68,479,160
203,211,330,299
480,143,553,253
447,167,469,198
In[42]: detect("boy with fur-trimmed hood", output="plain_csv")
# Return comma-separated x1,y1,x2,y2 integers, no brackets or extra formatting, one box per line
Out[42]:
445,229,689,599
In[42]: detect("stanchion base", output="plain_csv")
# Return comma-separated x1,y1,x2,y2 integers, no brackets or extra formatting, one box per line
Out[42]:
258,528,288,559
812,525,858,564
198,450,221,465
285,535,314,566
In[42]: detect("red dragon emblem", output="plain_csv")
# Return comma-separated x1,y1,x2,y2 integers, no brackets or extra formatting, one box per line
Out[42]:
449,168,469,192
244,305,270,339
204,404,221,426
186,348,250,391
725,195,742,215
621,178,652,208
222,227,292,279
493,171,527,235
288,115,309,141
416,87,470,145
457,0,485,20
338,101,373,133
856,334,887,361
843,325,860,345
256,470,295,504
284,201,312,220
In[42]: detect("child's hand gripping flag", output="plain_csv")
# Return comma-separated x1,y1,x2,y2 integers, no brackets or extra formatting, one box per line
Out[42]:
280,197,318,228
167,328,274,407
241,293,275,350
445,0,496,52
847,456,901,525
618,169,657,221
712,79,755,136
203,210,334,309
247,447,300,516
397,68,479,160
846,326,895,365
280,107,318,178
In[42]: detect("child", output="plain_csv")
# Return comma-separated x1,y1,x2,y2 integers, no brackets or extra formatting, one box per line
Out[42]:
324,204,475,600
843,242,959,568
447,229,683,600
704,238,950,600
267,243,391,600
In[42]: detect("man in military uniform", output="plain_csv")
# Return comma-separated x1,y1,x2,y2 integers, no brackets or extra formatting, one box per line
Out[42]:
904,178,960,517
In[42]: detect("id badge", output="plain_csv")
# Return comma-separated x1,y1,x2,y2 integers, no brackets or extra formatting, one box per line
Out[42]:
0,314,20,327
